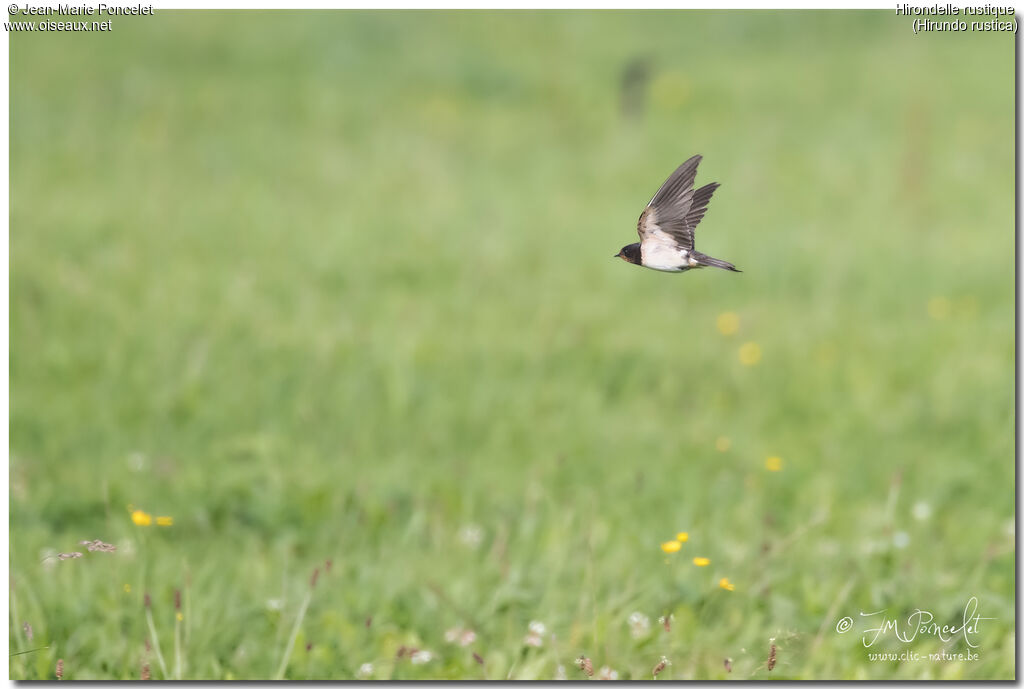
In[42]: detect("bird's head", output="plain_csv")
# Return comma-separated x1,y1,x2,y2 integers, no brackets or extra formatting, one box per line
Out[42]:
615,243,642,265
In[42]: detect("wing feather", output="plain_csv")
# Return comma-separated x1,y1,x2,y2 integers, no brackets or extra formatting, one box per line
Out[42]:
647,155,702,208
636,155,719,252
678,182,719,232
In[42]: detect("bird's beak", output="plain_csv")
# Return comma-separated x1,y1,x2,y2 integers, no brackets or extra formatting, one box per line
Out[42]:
613,251,622,258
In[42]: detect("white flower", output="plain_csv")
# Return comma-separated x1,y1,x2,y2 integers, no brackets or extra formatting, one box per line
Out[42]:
892,531,910,549
818,539,840,556
524,620,546,647
119,538,136,557
555,665,567,680
128,451,147,472
859,539,884,555
912,501,932,521
627,611,650,639
458,524,484,548
445,628,476,646
265,598,284,612
356,663,374,679
410,649,433,665
596,666,619,680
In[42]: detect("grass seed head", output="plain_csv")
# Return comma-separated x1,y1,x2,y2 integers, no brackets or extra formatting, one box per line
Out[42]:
22,622,33,641
652,656,670,678
724,657,732,673
768,642,777,671
55,659,63,680
79,539,116,552
575,655,593,677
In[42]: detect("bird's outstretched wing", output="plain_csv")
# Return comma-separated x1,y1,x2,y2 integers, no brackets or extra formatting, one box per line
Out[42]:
636,155,719,251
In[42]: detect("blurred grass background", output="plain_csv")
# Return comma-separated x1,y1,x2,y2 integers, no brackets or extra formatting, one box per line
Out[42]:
9,10,1014,680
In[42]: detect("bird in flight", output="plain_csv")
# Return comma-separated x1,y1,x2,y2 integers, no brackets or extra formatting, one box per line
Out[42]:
615,155,740,274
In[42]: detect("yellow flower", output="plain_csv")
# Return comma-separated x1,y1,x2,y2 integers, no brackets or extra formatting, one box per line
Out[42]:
738,342,762,366
131,510,153,526
815,341,838,367
693,557,710,567
719,578,735,591
715,436,731,452
676,532,689,543
650,71,691,111
716,312,739,336
123,583,131,594
765,456,783,472
661,540,682,554
156,516,174,527
176,612,184,622
927,297,950,321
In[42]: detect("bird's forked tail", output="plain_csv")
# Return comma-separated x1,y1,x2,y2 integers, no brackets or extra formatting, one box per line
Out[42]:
692,251,741,273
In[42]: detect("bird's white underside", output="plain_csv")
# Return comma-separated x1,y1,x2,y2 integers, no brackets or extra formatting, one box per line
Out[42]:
640,227,697,272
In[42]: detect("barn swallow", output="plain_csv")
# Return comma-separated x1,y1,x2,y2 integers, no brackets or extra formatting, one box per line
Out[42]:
616,155,740,273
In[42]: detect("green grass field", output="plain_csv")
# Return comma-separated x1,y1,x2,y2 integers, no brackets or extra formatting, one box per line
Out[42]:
9,10,1015,680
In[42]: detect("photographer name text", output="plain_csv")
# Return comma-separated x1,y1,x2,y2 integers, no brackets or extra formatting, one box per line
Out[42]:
10,3,152,15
